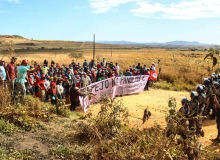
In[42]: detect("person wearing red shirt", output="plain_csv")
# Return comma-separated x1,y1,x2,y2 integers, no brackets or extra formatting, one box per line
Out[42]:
33,73,40,94
38,74,46,102
97,62,101,70
6,57,17,95
27,73,34,95
50,77,57,105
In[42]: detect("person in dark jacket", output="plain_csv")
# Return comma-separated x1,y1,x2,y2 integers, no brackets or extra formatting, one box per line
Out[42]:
69,83,84,111
212,95,220,142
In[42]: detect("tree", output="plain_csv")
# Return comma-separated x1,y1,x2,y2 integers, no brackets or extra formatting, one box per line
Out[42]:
68,50,84,62
0,39,14,60
204,46,219,73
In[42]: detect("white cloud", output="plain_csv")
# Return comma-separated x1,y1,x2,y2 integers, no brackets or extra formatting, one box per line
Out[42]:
131,0,220,20
8,0,20,3
89,0,220,20
89,0,133,13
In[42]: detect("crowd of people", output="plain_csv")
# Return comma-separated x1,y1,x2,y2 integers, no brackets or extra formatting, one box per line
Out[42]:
179,74,220,142
0,57,157,111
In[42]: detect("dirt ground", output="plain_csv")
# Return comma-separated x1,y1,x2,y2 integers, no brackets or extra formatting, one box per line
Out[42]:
87,89,218,146
1,89,218,159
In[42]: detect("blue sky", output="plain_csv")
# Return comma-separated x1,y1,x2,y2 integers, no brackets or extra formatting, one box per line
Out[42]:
0,0,220,44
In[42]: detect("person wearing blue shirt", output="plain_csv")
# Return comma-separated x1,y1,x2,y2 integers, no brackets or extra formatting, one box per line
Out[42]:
15,59,36,100
83,60,88,68
0,60,6,87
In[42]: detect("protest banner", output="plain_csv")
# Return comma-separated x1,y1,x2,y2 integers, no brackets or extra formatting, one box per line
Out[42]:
79,75,149,112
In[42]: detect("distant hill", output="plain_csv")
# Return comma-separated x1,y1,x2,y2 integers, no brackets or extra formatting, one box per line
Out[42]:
0,35,24,39
96,40,210,46
164,41,208,46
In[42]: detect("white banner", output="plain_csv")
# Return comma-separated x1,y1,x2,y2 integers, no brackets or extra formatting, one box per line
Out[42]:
79,75,149,112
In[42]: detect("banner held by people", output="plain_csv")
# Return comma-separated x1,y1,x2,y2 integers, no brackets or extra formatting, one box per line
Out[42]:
79,75,149,112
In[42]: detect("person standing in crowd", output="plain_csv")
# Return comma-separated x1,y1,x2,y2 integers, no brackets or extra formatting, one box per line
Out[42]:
69,83,84,111
56,80,64,100
50,77,57,105
0,60,6,88
83,60,88,68
102,58,107,67
144,68,150,91
63,76,70,104
6,57,17,93
41,64,49,75
15,59,36,100
44,59,48,67
51,59,55,67
150,63,157,71
115,62,120,73
126,69,132,76
44,75,50,102
33,72,40,95
213,95,220,142
82,73,91,87
38,74,46,102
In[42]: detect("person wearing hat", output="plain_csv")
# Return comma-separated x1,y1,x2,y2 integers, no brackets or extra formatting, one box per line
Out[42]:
6,57,17,93
150,63,157,71
15,59,36,100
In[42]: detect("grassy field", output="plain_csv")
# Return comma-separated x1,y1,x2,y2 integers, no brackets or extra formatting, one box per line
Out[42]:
2,47,213,91
0,36,215,91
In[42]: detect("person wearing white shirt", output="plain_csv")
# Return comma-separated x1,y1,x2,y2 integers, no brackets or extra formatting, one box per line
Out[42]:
44,77,51,102
115,62,120,73
82,73,91,87
151,63,158,71
56,80,64,99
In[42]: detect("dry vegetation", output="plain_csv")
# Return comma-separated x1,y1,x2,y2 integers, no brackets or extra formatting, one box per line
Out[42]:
0,88,219,160
2,48,213,91
1,37,219,159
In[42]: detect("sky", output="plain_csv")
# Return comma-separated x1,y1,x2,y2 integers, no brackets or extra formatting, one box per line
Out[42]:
0,0,220,44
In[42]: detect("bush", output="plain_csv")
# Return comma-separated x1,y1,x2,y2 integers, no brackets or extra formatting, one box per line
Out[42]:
0,88,56,131
51,96,220,160
0,119,17,135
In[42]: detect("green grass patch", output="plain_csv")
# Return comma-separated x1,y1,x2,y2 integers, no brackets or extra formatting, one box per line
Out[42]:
153,80,195,91
0,119,17,135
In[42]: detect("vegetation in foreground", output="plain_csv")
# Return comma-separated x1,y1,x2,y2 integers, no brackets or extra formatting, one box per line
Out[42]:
0,87,220,160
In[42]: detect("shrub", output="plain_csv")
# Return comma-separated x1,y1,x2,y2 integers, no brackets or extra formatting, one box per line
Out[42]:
52,96,220,160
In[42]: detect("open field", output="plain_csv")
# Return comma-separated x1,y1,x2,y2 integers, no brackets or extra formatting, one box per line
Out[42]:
1,46,214,91
1,37,220,159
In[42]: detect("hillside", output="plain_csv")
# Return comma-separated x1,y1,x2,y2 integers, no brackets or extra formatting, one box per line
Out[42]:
0,35,214,50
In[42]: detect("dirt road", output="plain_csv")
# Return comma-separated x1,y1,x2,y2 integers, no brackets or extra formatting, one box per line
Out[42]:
88,89,217,146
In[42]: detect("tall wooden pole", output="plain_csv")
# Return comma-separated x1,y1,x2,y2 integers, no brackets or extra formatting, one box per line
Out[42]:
111,47,112,57
93,34,95,60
